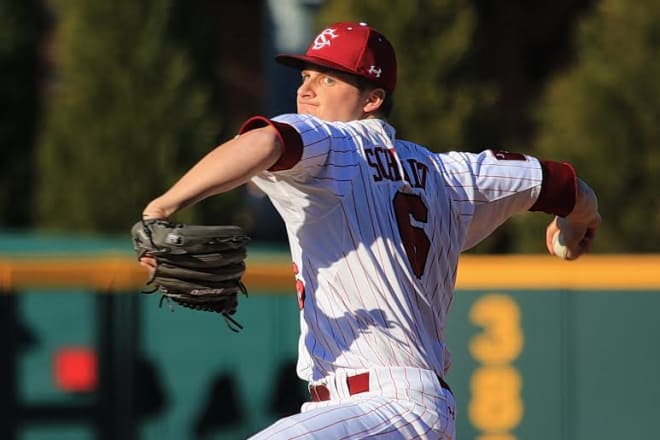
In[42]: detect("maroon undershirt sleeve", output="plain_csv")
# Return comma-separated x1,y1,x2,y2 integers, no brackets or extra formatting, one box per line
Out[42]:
529,160,577,217
238,116,303,171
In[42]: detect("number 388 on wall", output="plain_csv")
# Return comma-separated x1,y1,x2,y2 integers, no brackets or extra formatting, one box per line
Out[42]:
468,294,524,438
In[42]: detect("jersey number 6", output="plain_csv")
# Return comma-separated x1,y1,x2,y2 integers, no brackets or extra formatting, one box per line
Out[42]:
393,191,430,278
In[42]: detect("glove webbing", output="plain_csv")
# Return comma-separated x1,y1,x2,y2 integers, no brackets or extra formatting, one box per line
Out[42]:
158,293,246,333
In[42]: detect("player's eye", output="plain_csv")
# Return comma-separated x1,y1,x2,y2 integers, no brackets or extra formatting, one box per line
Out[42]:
300,73,310,83
321,75,336,86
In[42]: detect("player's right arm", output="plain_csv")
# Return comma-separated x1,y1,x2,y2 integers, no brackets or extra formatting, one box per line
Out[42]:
439,149,600,258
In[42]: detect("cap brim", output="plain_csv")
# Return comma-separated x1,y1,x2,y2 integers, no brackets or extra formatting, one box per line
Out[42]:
275,54,358,78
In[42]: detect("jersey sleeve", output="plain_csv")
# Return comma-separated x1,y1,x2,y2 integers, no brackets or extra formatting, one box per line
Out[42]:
528,160,577,217
238,115,304,171
439,149,577,251
238,113,337,174
439,150,544,251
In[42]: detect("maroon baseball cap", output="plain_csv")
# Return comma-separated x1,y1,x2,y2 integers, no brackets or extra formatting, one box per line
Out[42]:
275,22,397,92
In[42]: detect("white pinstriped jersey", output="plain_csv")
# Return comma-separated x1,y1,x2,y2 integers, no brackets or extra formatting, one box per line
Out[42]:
250,114,544,383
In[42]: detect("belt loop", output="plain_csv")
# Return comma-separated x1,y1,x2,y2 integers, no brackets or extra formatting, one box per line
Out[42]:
309,383,330,402
335,370,350,399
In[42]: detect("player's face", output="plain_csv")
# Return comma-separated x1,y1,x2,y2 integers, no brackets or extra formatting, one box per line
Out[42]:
297,68,373,121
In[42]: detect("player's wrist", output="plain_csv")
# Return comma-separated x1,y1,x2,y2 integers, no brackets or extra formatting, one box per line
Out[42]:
564,179,599,226
143,197,180,220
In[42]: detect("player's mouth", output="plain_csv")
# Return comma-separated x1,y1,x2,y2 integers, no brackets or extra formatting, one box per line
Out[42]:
297,102,318,115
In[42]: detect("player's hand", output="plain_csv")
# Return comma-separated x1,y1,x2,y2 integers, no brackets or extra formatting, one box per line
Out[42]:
545,178,601,260
140,257,156,281
545,216,599,259
138,202,166,281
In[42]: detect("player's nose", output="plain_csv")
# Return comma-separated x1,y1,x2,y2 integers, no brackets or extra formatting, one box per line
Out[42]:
297,80,315,99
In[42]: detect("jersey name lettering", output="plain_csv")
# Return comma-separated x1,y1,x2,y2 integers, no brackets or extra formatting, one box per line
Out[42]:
365,147,428,189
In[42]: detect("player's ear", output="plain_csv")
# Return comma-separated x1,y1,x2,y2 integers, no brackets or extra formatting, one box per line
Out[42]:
362,88,386,114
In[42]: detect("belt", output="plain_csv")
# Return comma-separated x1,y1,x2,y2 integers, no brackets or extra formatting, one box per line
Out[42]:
309,372,452,402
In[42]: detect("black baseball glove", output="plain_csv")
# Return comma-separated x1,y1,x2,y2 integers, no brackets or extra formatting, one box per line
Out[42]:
131,219,250,331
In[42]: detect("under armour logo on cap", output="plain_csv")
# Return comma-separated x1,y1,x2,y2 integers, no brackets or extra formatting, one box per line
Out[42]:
275,21,398,92
368,66,382,78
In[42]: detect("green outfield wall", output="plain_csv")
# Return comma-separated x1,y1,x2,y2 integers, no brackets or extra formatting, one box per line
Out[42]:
1,234,658,440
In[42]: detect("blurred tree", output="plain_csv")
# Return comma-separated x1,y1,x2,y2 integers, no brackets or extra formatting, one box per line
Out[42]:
167,0,266,231
317,0,594,252
526,0,660,252
36,0,230,233
0,0,49,228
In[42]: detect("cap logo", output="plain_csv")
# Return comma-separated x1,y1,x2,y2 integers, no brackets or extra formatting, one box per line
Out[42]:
312,28,338,50
368,66,382,78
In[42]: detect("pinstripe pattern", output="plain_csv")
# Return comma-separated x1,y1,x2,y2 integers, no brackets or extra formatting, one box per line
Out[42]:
249,114,543,438
249,367,455,440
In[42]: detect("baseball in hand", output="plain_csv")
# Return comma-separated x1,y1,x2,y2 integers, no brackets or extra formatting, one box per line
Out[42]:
552,231,574,260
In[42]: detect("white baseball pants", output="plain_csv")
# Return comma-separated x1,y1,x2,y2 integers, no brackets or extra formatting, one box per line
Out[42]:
249,367,456,439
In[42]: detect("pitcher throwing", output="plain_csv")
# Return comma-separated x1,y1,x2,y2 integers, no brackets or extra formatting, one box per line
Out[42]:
139,21,601,439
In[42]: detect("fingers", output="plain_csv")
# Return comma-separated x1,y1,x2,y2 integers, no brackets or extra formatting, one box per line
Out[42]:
139,256,157,283
547,178,601,259
578,226,597,253
545,217,561,255
546,215,600,259
139,256,157,268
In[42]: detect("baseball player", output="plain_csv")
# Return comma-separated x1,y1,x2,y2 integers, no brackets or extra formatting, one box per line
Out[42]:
140,22,600,439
